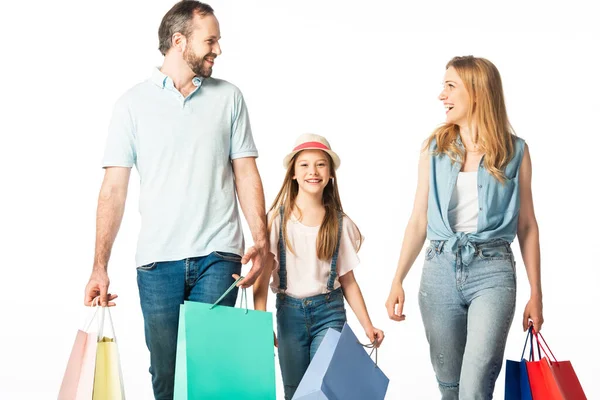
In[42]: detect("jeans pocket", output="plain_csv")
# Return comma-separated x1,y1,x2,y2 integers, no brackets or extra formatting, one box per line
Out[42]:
213,251,242,263
478,244,512,261
325,297,345,312
136,262,157,271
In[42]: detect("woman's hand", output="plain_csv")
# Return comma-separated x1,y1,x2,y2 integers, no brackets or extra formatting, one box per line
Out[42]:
385,283,406,322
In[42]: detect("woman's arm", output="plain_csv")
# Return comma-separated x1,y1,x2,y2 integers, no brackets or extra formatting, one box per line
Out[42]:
516,144,544,332
385,148,430,321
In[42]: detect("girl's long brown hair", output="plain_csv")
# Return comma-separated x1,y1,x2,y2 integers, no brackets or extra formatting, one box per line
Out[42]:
268,151,362,261
425,56,515,182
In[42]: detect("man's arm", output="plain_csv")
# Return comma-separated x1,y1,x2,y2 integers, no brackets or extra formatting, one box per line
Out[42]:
84,167,131,306
232,157,267,288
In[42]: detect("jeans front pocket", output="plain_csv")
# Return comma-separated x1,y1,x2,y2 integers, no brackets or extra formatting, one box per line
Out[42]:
136,261,158,271
477,243,512,261
213,251,242,263
325,294,345,313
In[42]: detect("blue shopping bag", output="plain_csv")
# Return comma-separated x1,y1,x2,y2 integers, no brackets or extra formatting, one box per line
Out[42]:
505,326,539,400
293,323,389,400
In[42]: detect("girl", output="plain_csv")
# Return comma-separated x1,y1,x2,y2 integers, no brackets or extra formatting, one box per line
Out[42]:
385,56,544,400
253,133,384,400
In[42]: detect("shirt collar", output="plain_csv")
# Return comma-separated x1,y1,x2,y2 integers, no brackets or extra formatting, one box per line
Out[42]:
192,76,204,87
150,67,169,88
150,67,204,89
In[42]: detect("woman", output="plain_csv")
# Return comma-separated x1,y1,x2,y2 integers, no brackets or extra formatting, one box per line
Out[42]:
385,56,543,399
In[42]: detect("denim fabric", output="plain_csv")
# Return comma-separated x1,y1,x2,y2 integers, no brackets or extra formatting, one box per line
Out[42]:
276,288,347,400
277,206,343,292
276,207,346,399
419,239,517,400
136,251,242,400
427,135,526,266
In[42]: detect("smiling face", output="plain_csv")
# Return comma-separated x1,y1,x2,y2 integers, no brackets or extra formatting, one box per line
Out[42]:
439,66,471,127
183,13,222,77
293,149,332,197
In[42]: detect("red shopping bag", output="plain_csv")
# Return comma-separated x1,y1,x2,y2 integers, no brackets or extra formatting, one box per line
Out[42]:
526,328,587,400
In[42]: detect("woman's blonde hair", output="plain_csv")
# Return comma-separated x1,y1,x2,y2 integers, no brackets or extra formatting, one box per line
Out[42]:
425,56,515,182
268,151,362,261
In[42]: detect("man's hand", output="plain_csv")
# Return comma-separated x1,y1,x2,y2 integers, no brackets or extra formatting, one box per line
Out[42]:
236,241,268,289
84,267,118,307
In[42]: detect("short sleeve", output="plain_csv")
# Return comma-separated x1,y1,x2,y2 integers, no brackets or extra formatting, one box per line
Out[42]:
230,89,258,160
102,96,136,168
337,216,363,277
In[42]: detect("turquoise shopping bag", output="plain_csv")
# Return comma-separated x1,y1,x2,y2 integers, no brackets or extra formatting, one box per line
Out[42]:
174,277,276,400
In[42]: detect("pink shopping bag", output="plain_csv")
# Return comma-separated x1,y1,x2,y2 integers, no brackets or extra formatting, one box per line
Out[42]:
58,329,98,400
58,298,124,400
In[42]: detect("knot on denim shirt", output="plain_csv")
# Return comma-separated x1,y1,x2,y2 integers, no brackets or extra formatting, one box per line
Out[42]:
445,232,477,266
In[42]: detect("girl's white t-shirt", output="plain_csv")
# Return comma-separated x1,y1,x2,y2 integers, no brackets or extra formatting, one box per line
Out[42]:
267,210,363,299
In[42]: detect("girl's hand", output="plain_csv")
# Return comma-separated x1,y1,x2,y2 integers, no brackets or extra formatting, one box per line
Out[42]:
273,331,278,348
385,283,406,322
366,326,385,347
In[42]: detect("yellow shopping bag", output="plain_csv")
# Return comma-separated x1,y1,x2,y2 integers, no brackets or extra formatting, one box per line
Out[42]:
92,305,125,400
92,337,124,400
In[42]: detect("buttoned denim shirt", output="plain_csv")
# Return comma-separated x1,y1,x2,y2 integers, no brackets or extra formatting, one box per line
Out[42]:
426,135,526,265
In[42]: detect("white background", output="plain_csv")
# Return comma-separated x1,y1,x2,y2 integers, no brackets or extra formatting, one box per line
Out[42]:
1,0,599,399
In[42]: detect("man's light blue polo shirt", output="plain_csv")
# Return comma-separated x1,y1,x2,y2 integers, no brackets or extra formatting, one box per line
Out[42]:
103,68,258,267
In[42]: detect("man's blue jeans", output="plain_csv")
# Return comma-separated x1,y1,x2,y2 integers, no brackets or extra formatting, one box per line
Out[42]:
137,251,242,400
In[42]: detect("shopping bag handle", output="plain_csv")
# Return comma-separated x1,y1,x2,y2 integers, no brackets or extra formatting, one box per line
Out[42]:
82,296,119,342
82,296,101,332
358,340,380,366
531,327,558,364
210,276,248,314
521,325,541,361
97,304,118,341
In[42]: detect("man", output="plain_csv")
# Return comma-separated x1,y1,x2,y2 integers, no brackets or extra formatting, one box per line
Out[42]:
83,1,268,398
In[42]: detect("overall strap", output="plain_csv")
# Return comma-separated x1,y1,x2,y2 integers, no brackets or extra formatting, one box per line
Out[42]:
326,211,344,291
278,206,287,291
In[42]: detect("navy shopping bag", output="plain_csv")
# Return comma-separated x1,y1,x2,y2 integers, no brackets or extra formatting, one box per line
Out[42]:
505,326,538,400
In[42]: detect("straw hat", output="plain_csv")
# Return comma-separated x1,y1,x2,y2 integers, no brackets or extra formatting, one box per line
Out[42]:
282,133,341,170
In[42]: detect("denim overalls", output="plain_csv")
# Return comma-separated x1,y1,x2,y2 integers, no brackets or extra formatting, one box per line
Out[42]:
275,207,347,400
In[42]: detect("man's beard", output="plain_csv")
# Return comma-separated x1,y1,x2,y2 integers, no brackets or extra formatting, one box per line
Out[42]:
184,48,216,78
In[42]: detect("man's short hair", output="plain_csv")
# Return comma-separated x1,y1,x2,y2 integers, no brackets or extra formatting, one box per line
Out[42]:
158,1,214,56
